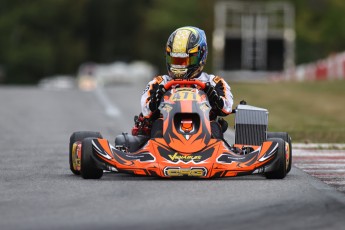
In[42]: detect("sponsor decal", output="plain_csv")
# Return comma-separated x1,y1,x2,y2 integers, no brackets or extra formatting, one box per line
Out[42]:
154,76,163,84
213,76,221,83
164,167,207,177
285,141,290,170
170,91,200,101
217,149,259,164
217,154,245,164
170,52,188,58
159,146,214,163
168,152,202,162
199,102,209,112
161,104,173,113
72,142,81,171
110,145,156,163
142,84,150,95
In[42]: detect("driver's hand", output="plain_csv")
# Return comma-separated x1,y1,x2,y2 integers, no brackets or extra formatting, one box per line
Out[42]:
149,84,166,112
205,83,224,110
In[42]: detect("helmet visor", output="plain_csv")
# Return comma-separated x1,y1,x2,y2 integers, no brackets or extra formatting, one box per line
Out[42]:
167,54,199,67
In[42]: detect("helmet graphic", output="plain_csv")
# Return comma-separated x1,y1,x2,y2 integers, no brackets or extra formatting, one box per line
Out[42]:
166,26,208,79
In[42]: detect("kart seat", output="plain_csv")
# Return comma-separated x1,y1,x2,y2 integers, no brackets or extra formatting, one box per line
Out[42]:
115,133,149,153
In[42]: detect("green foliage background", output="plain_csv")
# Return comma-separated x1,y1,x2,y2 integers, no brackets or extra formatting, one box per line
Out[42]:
0,0,345,84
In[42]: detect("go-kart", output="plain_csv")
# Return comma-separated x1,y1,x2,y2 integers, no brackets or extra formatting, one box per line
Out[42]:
69,79,292,179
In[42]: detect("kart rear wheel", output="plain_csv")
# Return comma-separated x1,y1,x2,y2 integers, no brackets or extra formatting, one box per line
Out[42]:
81,138,103,179
265,138,287,179
267,132,292,173
69,131,102,175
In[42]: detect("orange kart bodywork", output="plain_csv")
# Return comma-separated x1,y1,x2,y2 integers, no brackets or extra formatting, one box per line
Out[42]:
77,138,280,178
70,80,290,179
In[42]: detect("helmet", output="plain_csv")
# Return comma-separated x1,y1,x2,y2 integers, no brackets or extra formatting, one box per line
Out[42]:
166,26,208,79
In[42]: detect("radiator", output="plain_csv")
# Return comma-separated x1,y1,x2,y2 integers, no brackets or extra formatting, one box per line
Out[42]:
235,104,268,146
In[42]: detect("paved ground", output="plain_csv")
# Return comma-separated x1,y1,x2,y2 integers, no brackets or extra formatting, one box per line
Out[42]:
1,84,345,230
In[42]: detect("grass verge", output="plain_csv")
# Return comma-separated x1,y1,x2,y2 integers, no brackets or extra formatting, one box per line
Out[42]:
226,80,345,143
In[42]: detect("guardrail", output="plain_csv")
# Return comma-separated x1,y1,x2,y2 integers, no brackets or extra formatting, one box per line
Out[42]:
273,51,345,81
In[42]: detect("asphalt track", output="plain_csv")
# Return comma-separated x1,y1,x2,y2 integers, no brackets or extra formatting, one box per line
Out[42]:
1,83,345,230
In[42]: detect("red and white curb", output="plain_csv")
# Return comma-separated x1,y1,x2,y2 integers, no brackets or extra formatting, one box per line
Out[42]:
293,146,345,193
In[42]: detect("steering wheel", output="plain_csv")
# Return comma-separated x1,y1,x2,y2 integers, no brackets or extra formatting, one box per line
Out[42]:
163,79,206,90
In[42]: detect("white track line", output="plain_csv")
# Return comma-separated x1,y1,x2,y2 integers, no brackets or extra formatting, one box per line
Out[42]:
295,164,345,169
294,150,345,157
94,87,121,118
293,143,345,149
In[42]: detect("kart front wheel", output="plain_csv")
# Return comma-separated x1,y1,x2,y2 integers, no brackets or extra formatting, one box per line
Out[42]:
69,131,102,175
81,138,103,179
265,138,287,179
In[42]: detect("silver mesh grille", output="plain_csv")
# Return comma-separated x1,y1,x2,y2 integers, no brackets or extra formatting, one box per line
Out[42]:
235,105,268,146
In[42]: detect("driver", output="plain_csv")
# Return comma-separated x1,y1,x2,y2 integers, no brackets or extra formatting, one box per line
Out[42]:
140,26,234,138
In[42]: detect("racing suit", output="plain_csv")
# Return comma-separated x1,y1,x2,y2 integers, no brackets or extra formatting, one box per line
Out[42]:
141,72,233,118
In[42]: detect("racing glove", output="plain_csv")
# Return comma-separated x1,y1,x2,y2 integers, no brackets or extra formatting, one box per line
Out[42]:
204,83,224,110
214,81,225,97
148,84,166,112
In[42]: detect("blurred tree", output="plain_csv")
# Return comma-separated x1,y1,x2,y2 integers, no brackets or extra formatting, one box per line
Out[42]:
0,0,88,84
84,0,150,63
0,0,215,83
1,0,345,84
141,0,214,74
290,0,345,63
244,0,345,64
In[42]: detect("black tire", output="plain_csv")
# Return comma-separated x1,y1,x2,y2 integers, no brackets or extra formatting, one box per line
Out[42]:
69,131,102,175
81,138,104,179
265,138,287,179
267,132,292,173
